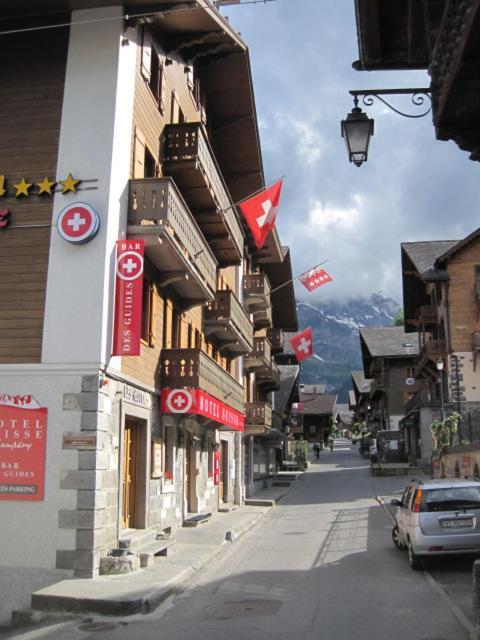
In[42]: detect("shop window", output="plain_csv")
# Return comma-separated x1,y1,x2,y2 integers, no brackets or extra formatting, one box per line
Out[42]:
164,425,174,484
141,279,156,347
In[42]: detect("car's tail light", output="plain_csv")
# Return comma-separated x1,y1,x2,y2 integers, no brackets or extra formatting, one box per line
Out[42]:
412,489,423,513
429,546,444,552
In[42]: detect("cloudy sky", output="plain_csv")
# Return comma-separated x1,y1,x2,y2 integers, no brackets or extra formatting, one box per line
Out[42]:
220,0,480,305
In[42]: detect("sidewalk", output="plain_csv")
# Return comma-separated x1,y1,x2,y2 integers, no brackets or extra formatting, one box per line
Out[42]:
28,483,292,620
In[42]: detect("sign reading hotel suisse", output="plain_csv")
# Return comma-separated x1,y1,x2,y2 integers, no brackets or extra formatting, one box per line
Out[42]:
112,239,144,356
57,202,100,244
161,389,244,432
0,394,47,501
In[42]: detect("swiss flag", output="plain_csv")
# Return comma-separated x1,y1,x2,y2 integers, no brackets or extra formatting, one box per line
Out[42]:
239,179,283,249
299,265,333,292
289,327,314,362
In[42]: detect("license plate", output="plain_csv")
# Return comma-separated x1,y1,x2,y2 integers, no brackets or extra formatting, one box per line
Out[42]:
440,519,473,528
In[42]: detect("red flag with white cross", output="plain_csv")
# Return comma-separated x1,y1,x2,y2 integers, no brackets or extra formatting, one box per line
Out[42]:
239,179,283,249
299,264,333,292
289,327,314,362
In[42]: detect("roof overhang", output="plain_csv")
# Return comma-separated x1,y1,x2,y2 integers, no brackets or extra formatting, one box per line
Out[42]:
264,247,298,332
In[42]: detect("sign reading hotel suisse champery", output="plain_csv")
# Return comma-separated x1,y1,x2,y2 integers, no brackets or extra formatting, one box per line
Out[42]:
112,239,144,356
161,389,244,432
0,395,47,501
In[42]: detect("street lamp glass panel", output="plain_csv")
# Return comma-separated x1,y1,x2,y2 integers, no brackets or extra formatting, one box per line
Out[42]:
341,107,374,167
436,360,444,371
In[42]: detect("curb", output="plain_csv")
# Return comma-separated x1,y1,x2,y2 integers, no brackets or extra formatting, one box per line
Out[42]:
31,508,271,619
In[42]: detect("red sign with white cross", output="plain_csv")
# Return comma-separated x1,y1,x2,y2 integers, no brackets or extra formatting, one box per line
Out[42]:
161,388,244,432
289,327,314,362
57,202,100,244
112,239,144,356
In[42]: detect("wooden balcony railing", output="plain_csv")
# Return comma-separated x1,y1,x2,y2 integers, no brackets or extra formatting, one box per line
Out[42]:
245,402,273,432
417,305,438,325
203,289,254,357
163,123,243,265
267,328,284,353
244,337,271,372
252,306,272,330
415,339,447,377
253,226,283,264
128,177,217,305
160,348,244,413
243,273,271,312
256,360,281,391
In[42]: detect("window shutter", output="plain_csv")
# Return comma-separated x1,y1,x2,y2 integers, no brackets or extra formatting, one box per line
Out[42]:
149,284,157,347
141,27,152,82
159,61,166,114
133,128,146,179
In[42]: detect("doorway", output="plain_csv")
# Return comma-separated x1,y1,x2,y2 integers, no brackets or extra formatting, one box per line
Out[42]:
122,419,139,529
185,431,197,513
219,440,228,503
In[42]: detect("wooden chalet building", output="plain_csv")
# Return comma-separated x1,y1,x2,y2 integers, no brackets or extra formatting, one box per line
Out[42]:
401,230,480,468
0,0,296,623
359,326,420,432
300,389,338,447
353,0,480,161
351,370,373,429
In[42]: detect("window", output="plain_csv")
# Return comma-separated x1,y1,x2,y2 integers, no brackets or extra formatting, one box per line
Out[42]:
170,92,185,124
141,279,156,347
132,128,158,179
405,367,415,380
475,265,480,299
144,147,158,178
141,27,165,113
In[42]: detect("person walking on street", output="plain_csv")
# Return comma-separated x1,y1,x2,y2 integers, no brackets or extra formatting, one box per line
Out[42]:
313,443,320,459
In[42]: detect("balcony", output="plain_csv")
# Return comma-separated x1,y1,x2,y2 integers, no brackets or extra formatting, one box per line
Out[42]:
245,402,273,435
267,328,284,354
243,273,271,312
252,306,272,330
128,177,217,308
203,290,253,357
163,123,243,266
252,226,283,265
160,348,244,413
256,360,281,392
416,305,438,326
244,337,271,372
415,339,447,377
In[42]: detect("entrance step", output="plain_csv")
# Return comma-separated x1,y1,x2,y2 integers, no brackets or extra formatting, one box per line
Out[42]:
119,528,157,552
183,512,212,527
218,505,238,513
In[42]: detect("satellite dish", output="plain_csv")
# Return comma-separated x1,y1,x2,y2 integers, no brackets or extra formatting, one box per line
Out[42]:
406,377,415,386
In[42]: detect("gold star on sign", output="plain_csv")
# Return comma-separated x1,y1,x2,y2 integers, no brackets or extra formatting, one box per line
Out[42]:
59,173,80,194
37,176,56,195
14,178,32,197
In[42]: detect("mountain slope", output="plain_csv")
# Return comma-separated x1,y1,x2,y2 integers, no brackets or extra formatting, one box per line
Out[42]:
297,294,400,401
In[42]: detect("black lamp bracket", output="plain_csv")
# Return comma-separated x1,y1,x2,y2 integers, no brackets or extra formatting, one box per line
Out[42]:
349,88,432,119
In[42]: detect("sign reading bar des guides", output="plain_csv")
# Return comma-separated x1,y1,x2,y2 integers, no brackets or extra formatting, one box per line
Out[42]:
0,394,47,501
161,389,244,432
112,240,144,356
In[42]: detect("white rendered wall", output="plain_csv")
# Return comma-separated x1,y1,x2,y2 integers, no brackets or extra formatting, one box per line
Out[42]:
42,7,136,368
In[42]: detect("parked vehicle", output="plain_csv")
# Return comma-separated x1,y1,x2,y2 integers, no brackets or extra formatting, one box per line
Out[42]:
390,479,480,570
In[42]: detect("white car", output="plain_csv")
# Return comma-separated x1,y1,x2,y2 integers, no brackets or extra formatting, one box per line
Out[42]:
391,478,480,570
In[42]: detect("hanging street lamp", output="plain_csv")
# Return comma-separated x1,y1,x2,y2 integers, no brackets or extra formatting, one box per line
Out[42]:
341,88,432,167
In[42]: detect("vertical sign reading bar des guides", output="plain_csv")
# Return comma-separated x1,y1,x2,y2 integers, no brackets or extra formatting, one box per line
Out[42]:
112,240,144,356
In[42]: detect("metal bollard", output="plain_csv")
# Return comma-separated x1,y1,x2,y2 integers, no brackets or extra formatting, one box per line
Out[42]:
473,559,480,638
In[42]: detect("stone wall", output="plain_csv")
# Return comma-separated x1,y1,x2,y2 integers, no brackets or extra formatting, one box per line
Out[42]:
432,443,480,479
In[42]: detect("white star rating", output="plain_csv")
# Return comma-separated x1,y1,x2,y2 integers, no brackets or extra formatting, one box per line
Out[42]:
67,212,87,232
297,337,311,354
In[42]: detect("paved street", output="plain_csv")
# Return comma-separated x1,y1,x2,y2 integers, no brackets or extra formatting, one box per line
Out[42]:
6,440,473,640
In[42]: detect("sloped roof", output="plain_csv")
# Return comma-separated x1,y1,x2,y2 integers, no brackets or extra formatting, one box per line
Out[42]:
359,326,419,358
401,241,457,279
435,227,480,266
275,365,300,415
337,404,354,425
299,384,326,395
351,370,373,394
300,393,337,416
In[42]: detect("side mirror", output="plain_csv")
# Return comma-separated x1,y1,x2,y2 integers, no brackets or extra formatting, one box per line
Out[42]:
390,499,402,507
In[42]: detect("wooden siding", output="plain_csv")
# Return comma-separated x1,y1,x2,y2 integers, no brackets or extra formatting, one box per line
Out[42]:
447,241,480,352
0,28,68,363
123,31,242,388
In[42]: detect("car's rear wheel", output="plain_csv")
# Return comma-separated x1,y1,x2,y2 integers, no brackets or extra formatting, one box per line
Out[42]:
392,525,407,550
408,539,423,571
